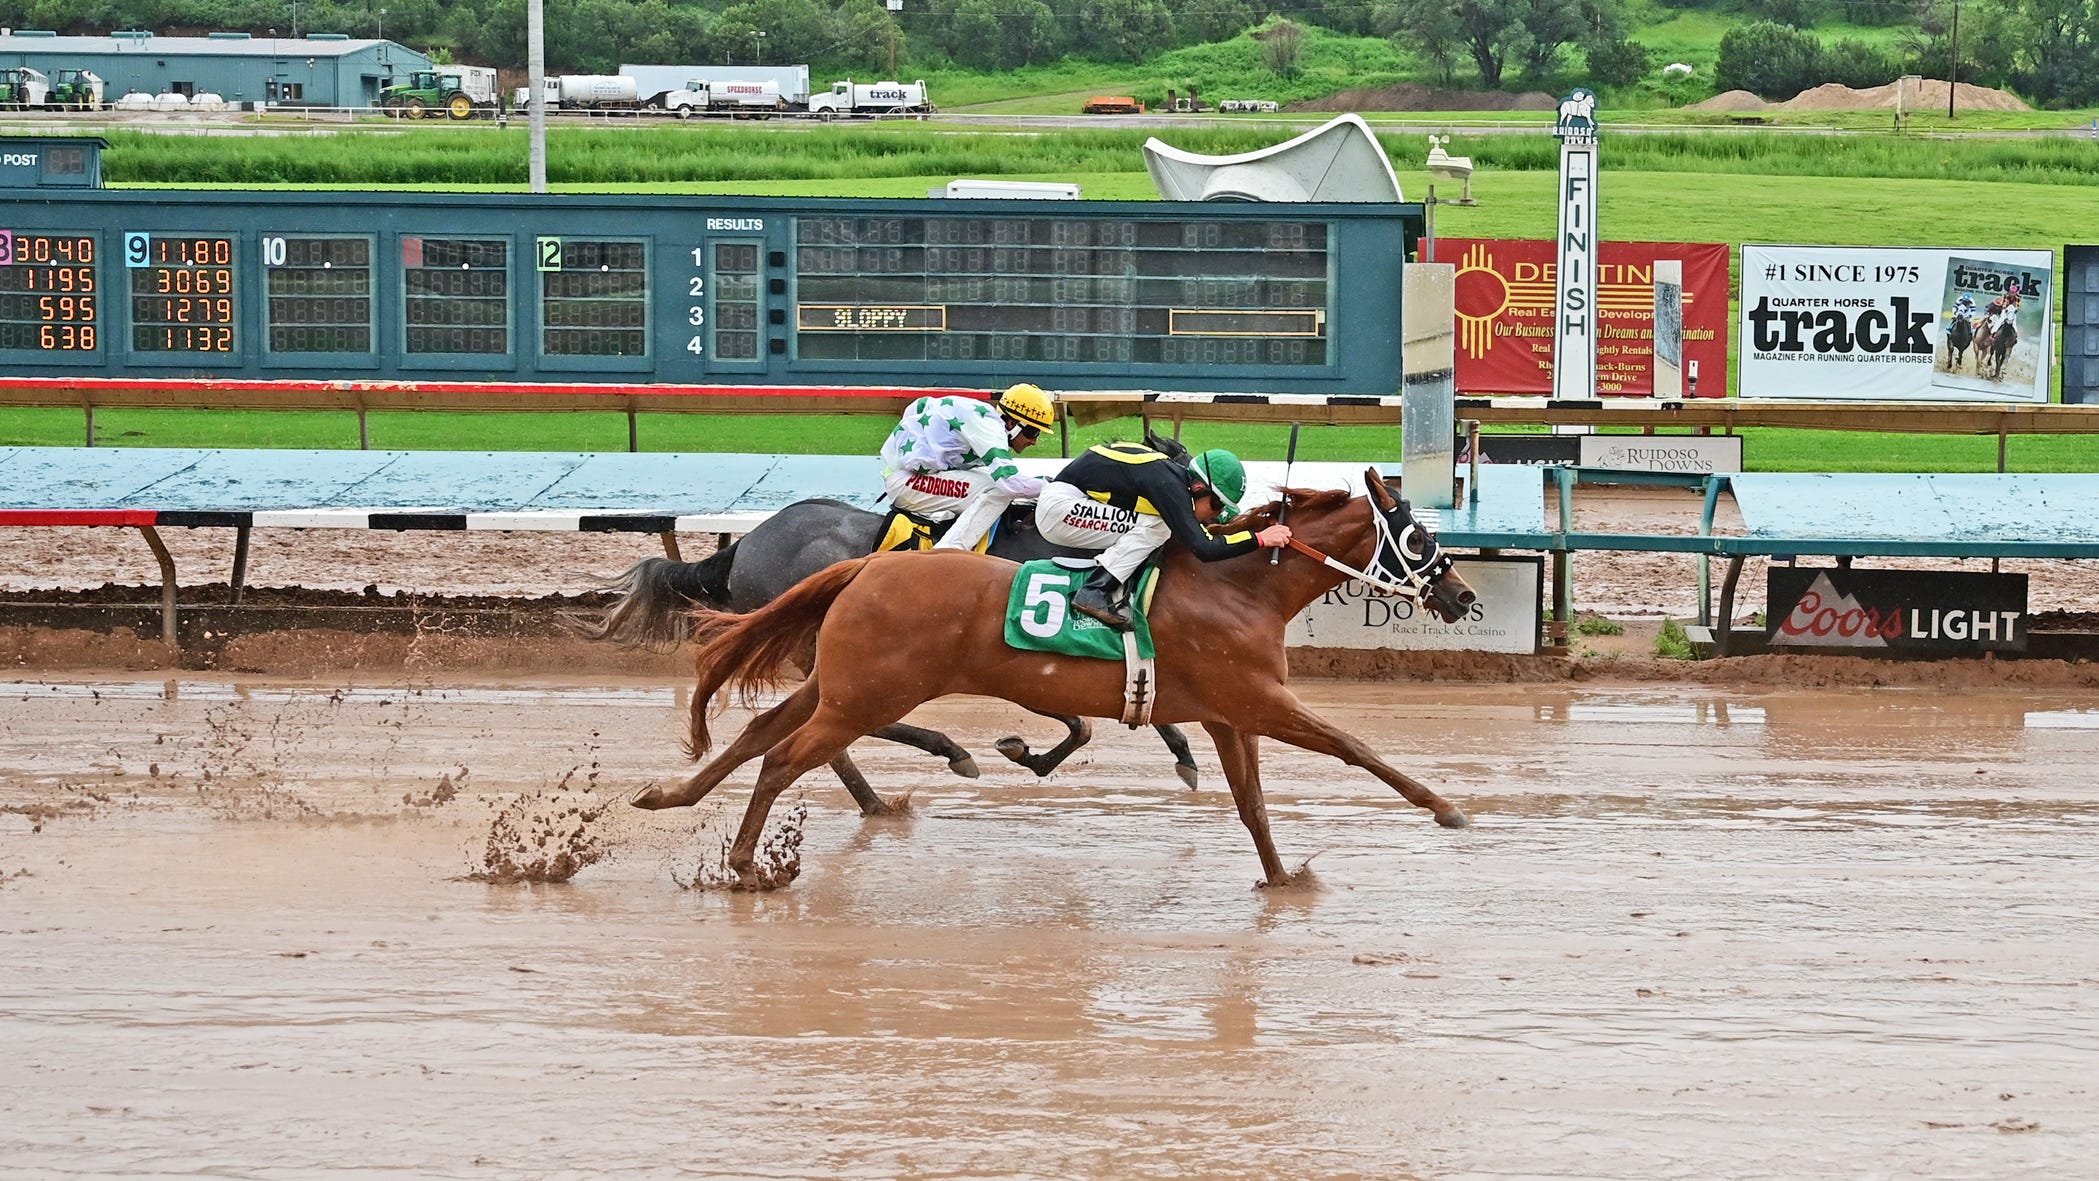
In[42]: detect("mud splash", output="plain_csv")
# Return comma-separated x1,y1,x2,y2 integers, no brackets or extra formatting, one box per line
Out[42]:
671,798,808,891
467,789,614,884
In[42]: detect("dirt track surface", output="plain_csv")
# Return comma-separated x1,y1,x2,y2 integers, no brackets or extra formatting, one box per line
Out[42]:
5,675,2098,1177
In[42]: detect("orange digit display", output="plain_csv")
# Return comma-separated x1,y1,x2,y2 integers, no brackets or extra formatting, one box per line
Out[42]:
130,234,237,354
0,232,98,352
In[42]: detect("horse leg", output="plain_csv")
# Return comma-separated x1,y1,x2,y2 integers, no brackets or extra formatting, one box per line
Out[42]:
1201,722,1292,886
727,713,869,887
1254,693,1471,829
632,682,820,810
826,750,913,817
1155,723,1199,789
994,710,1092,777
872,722,981,778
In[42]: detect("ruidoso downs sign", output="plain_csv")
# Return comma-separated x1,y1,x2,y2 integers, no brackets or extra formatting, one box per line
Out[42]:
1739,245,2053,403
1766,567,2027,655
1287,556,1542,653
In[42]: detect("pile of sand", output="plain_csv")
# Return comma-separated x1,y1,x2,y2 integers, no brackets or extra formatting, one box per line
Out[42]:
1691,89,1769,112
1290,83,1557,113
1691,77,2030,112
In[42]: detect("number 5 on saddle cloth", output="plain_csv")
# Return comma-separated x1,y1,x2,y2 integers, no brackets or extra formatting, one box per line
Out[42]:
1003,557,1162,727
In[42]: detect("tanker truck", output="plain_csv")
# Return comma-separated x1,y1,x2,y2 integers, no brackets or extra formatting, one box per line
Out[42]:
552,74,640,109
803,78,933,120
654,79,786,118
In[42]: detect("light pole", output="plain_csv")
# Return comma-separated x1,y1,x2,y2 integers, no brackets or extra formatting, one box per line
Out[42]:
1947,0,1959,119
377,7,386,41
291,0,300,38
753,31,765,64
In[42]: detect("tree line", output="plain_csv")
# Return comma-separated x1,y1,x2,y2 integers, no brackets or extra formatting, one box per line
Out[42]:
1714,0,2096,109
0,0,2090,107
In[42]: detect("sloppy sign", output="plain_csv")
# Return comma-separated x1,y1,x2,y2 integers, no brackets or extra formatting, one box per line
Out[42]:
1288,556,1541,653
1434,239,1730,396
1740,245,2053,403
1766,567,2027,655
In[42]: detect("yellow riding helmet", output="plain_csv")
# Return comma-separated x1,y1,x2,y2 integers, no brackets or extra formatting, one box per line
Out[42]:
997,383,1056,432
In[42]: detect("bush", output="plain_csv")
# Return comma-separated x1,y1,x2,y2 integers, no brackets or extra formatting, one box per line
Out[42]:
1819,37,1900,90
1715,20,1823,98
1753,0,1817,28
1655,618,1696,660
1584,36,1653,89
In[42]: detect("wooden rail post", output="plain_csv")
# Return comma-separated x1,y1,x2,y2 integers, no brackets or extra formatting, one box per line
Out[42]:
138,526,179,648
229,525,252,605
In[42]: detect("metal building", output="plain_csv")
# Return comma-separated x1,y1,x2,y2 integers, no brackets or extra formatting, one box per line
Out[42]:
0,31,431,108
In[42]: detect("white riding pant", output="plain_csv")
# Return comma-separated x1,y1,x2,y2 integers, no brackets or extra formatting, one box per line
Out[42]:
886,467,1017,552
1034,481,1172,582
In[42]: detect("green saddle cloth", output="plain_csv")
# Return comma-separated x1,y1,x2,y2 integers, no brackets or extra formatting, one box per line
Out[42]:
1003,559,1157,661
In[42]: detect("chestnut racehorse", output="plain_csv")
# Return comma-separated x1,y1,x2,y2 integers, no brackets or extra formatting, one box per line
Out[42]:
635,471,1479,888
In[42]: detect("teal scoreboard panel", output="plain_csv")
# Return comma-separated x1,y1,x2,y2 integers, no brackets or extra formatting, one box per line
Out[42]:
0,190,1422,393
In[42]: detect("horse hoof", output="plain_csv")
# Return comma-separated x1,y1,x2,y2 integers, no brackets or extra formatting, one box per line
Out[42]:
630,784,672,810
993,737,1030,764
1175,763,1199,790
1435,809,1471,829
872,791,915,816
948,755,981,779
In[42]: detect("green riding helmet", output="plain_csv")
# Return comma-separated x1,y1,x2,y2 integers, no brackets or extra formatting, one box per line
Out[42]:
1189,449,1246,520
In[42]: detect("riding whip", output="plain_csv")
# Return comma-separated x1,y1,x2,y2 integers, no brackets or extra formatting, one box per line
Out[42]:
1271,422,1301,565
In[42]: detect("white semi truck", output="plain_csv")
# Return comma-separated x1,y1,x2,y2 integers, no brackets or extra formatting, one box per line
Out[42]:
654,79,786,118
804,79,933,119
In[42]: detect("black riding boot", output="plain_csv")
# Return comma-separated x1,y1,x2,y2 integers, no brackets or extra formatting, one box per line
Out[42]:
1071,566,1131,630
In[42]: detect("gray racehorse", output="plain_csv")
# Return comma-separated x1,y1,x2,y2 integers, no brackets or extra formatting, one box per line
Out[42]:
570,497,1200,815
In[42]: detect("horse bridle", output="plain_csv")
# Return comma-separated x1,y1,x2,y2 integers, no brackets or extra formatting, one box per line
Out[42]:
1283,494,1454,603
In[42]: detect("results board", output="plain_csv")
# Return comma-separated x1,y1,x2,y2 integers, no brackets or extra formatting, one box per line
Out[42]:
0,191,1422,393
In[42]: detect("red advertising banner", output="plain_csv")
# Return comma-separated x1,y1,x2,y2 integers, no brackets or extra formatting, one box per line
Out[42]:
1431,239,1730,396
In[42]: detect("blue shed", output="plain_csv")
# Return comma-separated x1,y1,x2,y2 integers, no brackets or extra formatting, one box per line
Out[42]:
0,31,431,108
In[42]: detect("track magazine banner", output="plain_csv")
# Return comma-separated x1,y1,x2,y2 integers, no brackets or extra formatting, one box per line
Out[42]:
1432,238,1729,396
1739,245,2054,402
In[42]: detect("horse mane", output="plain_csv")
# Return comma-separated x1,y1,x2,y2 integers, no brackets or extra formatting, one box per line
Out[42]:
1223,487,1356,530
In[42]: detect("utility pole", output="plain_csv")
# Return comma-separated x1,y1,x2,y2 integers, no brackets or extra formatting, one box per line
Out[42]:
528,0,544,193
1948,0,1960,119
888,0,903,77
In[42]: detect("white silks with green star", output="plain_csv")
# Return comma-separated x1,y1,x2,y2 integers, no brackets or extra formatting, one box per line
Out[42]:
879,395,1025,487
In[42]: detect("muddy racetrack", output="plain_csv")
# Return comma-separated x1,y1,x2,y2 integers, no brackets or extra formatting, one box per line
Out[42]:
5,672,2097,1178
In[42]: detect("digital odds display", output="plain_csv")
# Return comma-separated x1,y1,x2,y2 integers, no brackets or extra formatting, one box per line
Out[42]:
0,193,1412,392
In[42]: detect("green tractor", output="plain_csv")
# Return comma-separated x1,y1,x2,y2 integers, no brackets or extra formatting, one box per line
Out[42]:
0,67,51,110
48,69,105,110
380,66,500,120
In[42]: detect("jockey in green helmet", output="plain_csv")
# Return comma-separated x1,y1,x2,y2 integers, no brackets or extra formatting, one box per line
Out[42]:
1188,449,1245,522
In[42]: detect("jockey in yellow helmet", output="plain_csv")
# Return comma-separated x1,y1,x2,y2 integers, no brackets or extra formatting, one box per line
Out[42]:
881,383,1055,552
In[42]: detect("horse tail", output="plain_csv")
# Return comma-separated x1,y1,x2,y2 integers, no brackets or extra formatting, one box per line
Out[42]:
683,555,875,760
563,547,739,650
